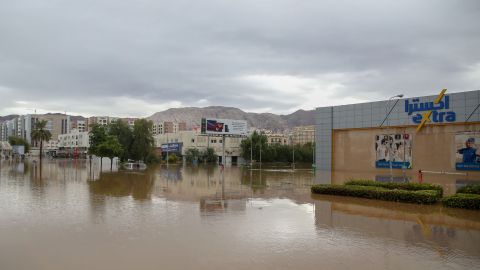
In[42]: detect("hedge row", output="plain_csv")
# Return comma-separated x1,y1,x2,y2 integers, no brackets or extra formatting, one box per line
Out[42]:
311,184,440,204
442,184,480,210
442,193,480,210
456,184,480,195
345,180,443,196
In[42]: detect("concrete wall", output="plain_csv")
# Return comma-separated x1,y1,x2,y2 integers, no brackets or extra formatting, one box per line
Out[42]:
332,123,480,184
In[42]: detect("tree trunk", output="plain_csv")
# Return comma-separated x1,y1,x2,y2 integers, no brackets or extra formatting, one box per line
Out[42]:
39,140,43,162
100,157,103,172
110,158,113,171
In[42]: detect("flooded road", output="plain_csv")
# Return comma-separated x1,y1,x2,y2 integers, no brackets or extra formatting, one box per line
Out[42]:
1,159,479,270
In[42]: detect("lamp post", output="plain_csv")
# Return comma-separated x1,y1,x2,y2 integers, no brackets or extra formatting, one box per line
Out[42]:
166,133,169,167
380,94,404,182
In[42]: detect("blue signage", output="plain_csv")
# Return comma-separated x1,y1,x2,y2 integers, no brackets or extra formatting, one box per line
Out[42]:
375,161,411,169
161,143,182,153
405,95,456,124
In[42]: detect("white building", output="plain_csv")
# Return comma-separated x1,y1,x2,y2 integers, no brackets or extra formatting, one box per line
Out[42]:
58,128,90,157
154,131,244,164
0,141,12,159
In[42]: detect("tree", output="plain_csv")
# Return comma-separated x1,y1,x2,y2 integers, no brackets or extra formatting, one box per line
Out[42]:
97,135,123,171
240,131,268,162
131,119,155,162
88,124,108,169
167,153,178,163
185,148,201,163
31,120,52,161
202,147,218,163
108,120,133,162
8,136,30,153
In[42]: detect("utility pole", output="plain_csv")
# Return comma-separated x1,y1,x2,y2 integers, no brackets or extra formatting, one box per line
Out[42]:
250,135,253,167
222,134,226,166
166,132,169,167
292,135,295,170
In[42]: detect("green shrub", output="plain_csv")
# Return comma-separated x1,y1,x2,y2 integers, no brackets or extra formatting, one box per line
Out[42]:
311,184,440,204
345,180,443,196
167,153,178,163
442,193,480,210
457,184,480,195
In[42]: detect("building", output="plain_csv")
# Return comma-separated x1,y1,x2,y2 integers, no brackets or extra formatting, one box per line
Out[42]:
290,125,315,145
71,119,86,132
265,133,289,145
314,89,480,190
120,118,138,129
0,141,12,159
154,131,244,164
0,113,71,155
152,121,187,135
86,116,118,131
58,128,90,157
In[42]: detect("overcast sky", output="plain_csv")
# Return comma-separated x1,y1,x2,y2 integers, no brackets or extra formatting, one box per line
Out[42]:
1,0,479,117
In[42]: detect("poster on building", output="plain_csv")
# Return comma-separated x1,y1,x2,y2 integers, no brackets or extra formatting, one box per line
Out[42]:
375,133,412,169
455,132,480,171
201,118,248,135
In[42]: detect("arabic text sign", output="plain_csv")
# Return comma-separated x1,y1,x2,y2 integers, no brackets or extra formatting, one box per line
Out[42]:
161,143,182,153
405,94,456,124
201,118,248,135
455,132,480,171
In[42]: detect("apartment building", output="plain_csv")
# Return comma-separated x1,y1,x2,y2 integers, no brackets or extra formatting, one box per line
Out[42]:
290,125,315,145
152,121,187,135
120,117,138,129
266,133,289,145
58,128,90,157
86,116,118,131
71,119,86,132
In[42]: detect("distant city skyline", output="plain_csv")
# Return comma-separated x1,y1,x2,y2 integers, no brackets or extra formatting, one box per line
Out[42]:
1,1,479,117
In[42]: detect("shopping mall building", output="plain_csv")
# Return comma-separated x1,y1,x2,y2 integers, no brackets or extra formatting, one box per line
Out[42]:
315,89,480,194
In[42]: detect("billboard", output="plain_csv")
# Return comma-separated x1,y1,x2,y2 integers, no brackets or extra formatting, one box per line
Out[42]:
201,118,248,135
455,132,480,171
161,143,182,153
375,133,412,169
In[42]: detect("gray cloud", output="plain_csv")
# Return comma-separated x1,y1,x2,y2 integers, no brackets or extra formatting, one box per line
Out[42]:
0,0,479,117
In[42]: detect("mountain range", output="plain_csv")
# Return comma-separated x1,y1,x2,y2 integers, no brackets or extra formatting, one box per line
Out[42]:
146,106,315,132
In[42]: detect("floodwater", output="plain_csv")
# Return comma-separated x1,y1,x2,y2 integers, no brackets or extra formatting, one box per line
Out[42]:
1,159,479,270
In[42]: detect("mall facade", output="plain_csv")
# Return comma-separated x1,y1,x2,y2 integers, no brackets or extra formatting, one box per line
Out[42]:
315,89,480,192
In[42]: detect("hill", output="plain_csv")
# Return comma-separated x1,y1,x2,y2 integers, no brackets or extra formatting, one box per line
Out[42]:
146,106,315,132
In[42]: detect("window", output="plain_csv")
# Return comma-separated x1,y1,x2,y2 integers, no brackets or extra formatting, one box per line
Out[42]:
191,139,195,143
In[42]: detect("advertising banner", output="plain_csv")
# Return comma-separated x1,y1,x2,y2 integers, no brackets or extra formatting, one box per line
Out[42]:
161,143,182,153
455,132,480,171
201,118,248,135
375,133,412,169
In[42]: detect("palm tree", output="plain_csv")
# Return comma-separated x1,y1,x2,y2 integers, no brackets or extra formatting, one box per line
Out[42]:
31,120,52,161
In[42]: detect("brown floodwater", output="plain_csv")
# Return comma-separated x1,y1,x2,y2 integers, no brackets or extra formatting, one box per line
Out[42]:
1,159,480,270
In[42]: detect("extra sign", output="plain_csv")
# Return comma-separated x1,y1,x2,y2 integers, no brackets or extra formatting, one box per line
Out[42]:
404,89,457,132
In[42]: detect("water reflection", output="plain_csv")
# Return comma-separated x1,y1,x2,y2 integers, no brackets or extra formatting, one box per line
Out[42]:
0,159,480,270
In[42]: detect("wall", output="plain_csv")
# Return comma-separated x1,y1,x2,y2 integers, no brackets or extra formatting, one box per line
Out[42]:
330,123,480,192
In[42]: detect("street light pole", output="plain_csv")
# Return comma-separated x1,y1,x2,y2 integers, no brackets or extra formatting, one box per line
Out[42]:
250,135,253,167
380,94,404,182
166,133,169,167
